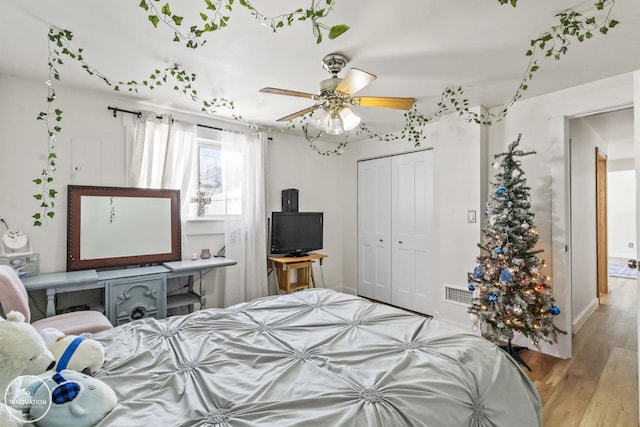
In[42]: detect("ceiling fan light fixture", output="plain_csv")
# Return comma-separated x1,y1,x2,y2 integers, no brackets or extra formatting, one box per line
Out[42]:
339,107,361,131
326,115,344,135
311,108,330,131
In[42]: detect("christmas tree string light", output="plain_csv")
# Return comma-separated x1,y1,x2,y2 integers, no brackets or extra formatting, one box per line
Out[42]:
468,134,566,369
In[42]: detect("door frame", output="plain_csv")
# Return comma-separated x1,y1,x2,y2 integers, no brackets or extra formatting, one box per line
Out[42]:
595,147,608,299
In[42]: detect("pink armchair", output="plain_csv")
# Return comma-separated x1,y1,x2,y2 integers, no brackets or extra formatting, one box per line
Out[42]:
0,265,112,334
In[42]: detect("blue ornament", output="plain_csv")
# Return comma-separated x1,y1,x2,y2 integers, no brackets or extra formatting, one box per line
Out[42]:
473,265,483,279
496,247,504,255
488,295,498,302
550,305,561,316
496,187,506,196
499,269,513,283
484,209,489,216
468,284,476,291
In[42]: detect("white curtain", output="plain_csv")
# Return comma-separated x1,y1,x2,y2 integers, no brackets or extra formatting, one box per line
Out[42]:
129,112,197,215
219,131,269,306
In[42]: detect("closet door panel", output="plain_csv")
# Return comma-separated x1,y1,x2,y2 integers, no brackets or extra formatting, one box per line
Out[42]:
391,150,434,313
357,157,391,303
411,152,434,311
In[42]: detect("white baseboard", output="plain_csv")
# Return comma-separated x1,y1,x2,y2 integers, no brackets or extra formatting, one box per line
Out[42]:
342,286,356,295
608,252,635,260
572,298,599,334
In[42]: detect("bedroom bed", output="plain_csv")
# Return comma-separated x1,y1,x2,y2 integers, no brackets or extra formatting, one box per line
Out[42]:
88,288,542,426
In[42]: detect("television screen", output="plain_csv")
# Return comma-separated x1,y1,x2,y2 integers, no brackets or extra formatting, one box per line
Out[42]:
270,212,323,256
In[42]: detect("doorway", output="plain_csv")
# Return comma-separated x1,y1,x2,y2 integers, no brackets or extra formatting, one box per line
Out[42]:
569,107,635,332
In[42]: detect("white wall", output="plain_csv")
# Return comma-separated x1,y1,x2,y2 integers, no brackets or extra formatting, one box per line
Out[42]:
0,74,346,308
568,117,606,332
267,134,344,290
608,170,637,258
340,108,486,330
487,72,635,358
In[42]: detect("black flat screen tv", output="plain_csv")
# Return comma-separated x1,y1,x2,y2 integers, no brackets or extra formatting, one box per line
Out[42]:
270,212,323,257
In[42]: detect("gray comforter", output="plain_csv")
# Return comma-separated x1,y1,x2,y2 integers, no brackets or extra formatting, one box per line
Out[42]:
90,289,542,426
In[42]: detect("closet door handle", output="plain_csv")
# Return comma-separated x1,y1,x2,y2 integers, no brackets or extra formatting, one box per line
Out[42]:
398,241,403,244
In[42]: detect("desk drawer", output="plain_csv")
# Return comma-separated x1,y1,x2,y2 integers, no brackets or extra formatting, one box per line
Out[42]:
106,274,167,326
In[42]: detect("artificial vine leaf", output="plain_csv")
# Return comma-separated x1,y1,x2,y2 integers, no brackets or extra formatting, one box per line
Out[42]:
148,15,160,27
139,0,149,11
328,24,349,39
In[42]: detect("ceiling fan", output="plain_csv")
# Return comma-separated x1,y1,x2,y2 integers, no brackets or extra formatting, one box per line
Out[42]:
259,53,415,135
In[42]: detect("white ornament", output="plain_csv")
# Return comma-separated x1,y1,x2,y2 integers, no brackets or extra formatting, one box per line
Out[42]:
521,223,529,230
493,162,501,170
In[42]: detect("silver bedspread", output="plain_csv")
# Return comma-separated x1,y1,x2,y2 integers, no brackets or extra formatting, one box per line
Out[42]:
90,289,541,426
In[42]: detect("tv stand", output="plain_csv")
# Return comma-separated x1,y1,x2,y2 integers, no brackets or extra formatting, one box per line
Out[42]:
268,253,327,293
284,253,311,258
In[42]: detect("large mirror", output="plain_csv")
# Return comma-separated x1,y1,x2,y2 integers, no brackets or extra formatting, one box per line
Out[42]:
67,185,182,271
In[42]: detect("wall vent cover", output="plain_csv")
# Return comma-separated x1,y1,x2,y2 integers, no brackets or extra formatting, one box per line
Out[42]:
444,285,473,307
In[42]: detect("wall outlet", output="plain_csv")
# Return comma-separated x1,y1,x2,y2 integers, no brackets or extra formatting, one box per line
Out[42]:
629,243,634,248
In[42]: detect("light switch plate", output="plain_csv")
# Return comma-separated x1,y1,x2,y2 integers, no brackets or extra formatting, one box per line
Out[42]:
467,210,477,223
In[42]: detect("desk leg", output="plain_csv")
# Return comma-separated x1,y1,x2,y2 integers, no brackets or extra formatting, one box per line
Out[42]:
271,261,280,293
45,288,56,317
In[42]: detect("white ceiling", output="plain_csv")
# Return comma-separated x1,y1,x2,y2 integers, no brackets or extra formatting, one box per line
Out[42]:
1,0,640,137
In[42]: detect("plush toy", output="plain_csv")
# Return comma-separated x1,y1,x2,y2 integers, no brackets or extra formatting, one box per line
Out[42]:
26,369,117,427
38,329,105,375
0,311,55,427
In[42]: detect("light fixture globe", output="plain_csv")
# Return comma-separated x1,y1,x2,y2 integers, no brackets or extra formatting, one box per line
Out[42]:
339,107,360,131
311,108,330,131
325,114,343,135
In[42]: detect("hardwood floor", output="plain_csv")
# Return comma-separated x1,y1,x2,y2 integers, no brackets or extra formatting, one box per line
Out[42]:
520,276,639,427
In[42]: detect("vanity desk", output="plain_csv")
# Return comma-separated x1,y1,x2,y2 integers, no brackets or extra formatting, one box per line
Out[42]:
23,257,236,326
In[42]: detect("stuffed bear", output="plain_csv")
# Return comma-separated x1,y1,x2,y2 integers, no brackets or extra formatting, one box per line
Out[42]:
39,329,105,375
0,311,55,427
26,369,117,427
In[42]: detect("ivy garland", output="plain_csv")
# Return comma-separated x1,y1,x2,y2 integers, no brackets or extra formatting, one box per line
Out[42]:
139,0,350,47
295,0,618,152
32,27,235,225
32,0,618,222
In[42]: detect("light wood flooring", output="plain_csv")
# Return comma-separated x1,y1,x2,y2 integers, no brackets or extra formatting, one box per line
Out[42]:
520,275,638,427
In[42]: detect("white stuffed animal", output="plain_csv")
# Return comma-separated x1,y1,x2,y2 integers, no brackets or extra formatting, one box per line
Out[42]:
39,329,105,375
0,311,55,427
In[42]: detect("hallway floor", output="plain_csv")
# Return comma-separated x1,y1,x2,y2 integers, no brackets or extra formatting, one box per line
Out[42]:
521,276,638,426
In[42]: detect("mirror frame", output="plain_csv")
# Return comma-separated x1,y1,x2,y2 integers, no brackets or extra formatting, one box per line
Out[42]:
67,185,182,271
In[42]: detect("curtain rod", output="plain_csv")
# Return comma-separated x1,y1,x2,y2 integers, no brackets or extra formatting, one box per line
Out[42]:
107,106,224,131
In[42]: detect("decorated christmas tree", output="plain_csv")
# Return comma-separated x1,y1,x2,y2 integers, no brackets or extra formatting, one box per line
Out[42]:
468,134,565,366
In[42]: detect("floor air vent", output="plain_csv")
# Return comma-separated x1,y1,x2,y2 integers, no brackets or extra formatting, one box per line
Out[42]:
444,285,473,306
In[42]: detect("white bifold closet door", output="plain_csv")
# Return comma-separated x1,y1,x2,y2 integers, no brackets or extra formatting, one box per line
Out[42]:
357,149,434,315
390,150,434,313
357,157,392,303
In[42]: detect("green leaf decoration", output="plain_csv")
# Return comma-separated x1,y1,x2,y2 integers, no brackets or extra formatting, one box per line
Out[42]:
328,24,349,39
161,3,171,16
148,15,160,28
139,0,149,11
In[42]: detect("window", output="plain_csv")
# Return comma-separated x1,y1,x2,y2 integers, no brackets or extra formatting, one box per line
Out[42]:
190,137,242,217
188,139,222,217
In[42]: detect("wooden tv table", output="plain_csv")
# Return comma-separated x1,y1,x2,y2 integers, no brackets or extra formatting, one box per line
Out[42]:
267,253,327,293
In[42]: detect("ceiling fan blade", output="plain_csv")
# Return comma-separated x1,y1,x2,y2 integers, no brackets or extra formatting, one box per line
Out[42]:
259,87,316,99
276,105,321,122
350,96,415,110
335,69,377,96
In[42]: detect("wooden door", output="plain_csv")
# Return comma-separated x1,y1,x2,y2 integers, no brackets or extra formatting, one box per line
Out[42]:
596,147,608,297
357,157,392,303
391,150,434,314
